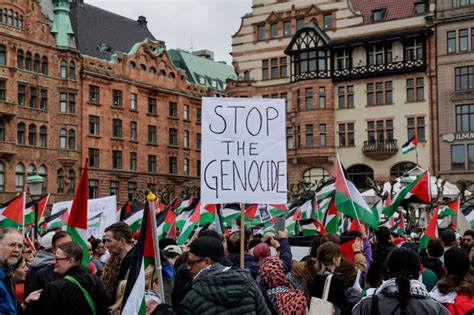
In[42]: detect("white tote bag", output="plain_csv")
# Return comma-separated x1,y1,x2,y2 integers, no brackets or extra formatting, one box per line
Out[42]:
309,274,336,315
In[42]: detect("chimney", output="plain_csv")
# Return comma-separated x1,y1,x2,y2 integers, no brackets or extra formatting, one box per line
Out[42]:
137,16,147,27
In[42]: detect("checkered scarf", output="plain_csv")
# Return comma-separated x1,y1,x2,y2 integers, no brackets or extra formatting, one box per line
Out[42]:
376,278,429,298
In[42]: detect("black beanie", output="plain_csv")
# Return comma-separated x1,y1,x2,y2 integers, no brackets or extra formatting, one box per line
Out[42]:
444,247,470,276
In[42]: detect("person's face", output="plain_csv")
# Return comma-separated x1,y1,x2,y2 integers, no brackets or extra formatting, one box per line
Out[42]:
54,249,76,275
22,248,34,263
463,235,473,247
95,242,106,255
14,260,28,282
187,252,212,276
104,231,125,255
332,255,342,268
0,232,23,265
87,242,93,257
52,235,72,254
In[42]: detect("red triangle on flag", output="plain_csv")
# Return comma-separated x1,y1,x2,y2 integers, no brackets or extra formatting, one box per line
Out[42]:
245,204,258,221
189,202,201,223
270,204,287,211
410,171,431,204
143,203,155,259
335,156,350,197
293,207,303,221
68,159,88,229
349,218,360,232
2,193,25,225
36,194,50,219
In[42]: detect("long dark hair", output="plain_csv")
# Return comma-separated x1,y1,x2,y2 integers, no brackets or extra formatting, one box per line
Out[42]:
305,235,322,276
386,248,421,315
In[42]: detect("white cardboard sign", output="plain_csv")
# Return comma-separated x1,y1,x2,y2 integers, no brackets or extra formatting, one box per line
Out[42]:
201,97,287,204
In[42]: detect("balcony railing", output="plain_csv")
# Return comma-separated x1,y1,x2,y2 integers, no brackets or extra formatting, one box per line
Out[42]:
362,139,398,160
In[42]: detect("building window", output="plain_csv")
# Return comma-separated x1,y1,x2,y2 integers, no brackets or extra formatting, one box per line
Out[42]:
89,85,100,103
197,160,201,176
29,87,36,108
305,88,313,110
414,1,427,14
59,93,67,113
390,162,417,178
183,130,190,148
60,60,67,78
112,119,122,138
69,61,75,80
296,18,305,30
127,182,137,200
372,9,386,21
0,80,5,102
88,115,100,136
40,89,47,110
271,58,278,79
286,127,294,149
447,31,456,53
324,14,332,30
262,60,269,80
15,163,24,192
169,157,177,174
56,168,64,193
89,179,99,199
405,38,424,60
17,49,23,69
257,25,265,41
335,49,350,70
148,155,157,173
184,105,190,120
460,29,469,52
41,56,48,75
59,128,67,148
25,52,31,70
39,126,47,147
112,90,122,107
469,144,474,169
169,128,178,146
305,124,314,147
17,122,25,144
338,123,355,147
130,121,137,141
368,43,391,65
0,45,5,65
0,162,4,191
18,84,26,106
184,158,189,176
68,129,75,149
303,167,330,184
270,23,278,38
320,124,326,147
338,85,354,109
39,165,47,193
0,120,4,141
367,119,393,144
295,50,327,76
169,102,178,117
367,81,392,106
109,181,119,196
319,87,326,108
88,148,99,168
452,145,465,170
407,116,425,142
407,78,424,102
148,125,157,144
28,124,36,146
130,93,137,111
33,54,40,72
347,164,374,190
112,150,122,169
456,104,474,132
130,152,137,171
197,108,202,123
197,133,201,150
455,66,474,90
283,21,291,36
148,97,157,115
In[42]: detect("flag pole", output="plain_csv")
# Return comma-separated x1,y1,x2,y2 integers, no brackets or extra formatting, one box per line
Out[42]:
415,147,419,166
147,192,166,304
240,203,245,268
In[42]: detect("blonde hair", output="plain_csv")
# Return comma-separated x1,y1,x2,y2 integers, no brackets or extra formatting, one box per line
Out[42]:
109,280,127,314
145,264,158,291
316,241,340,272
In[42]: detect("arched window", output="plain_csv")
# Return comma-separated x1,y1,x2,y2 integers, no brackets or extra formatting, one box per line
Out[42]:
243,71,250,81
60,60,67,78
390,162,416,179
0,45,6,65
69,61,75,79
28,124,36,146
0,161,4,191
68,169,76,194
15,163,25,192
39,125,47,147
59,128,67,149
13,12,18,27
57,168,64,193
2,10,7,23
25,52,32,70
149,67,157,74
128,61,136,69
33,54,40,72
0,119,5,141
346,164,374,191
41,56,48,74
140,64,146,71
19,16,23,28
27,164,36,175
68,129,75,150
39,165,47,193
169,72,176,79
7,9,13,25
303,167,330,184
17,122,25,144
160,69,166,76
17,49,24,69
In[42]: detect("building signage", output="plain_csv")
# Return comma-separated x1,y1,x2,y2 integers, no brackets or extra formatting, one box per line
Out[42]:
442,132,474,143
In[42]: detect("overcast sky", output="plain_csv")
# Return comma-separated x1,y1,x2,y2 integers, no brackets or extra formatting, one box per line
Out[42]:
87,0,252,64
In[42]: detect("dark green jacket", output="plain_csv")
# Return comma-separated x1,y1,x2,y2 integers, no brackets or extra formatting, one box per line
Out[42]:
179,264,271,315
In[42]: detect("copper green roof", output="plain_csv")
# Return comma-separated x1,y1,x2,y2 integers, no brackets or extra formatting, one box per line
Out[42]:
169,49,237,92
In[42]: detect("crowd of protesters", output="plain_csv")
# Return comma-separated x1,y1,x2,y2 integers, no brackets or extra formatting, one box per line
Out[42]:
0,223,473,314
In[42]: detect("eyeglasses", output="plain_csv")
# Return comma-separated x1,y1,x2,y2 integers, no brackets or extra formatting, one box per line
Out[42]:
187,257,205,266
54,256,71,262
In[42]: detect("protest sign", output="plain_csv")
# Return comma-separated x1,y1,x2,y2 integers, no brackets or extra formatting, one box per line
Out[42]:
201,97,287,204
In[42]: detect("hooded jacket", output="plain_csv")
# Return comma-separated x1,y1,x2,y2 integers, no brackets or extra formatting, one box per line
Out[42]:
24,250,55,296
179,263,271,315
0,266,16,315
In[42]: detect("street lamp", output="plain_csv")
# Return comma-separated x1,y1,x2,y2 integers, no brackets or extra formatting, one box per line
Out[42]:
26,172,44,240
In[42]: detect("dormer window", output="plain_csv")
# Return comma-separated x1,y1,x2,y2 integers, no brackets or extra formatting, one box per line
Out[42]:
414,1,427,14
372,9,386,22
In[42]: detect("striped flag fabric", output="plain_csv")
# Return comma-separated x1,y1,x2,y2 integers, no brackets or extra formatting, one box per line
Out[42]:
66,159,90,268
462,206,474,228
419,208,439,250
438,197,460,219
24,194,50,234
0,193,26,229
402,134,417,154
323,195,339,234
119,200,145,233
39,208,69,234
177,204,201,245
397,212,405,235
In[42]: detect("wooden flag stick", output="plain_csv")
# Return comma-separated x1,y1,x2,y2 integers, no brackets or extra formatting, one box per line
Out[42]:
240,203,245,268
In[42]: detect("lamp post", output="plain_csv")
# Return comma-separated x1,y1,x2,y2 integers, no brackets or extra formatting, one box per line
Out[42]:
26,172,44,240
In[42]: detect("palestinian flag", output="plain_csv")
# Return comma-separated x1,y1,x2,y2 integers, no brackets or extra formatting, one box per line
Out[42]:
397,212,405,236
300,218,326,236
39,208,69,234
0,193,26,229
67,159,90,268
156,208,176,240
121,200,148,315
372,193,391,222
120,200,145,233
175,198,200,229
438,197,460,219
198,202,217,225
462,206,474,228
268,204,288,218
87,213,102,229
24,194,50,234
221,203,241,227
383,171,431,217
323,195,339,234
402,134,418,154
177,204,201,245
316,179,335,215
419,208,439,250
176,196,194,214
334,155,379,229
245,204,275,227
285,207,302,236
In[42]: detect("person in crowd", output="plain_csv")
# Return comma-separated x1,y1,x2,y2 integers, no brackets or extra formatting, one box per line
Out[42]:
461,229,473,255
109,280,126,315
164,245,182,266
25,242,109,314
309,241,358,315
143,264,176,315
22,247,34,265
253,242,271,261
100,254,121,299
14,255,28,306
179,236,271,314
367,226,395,288
103,222,133,300
288,235,322,294
420,239,445,280
89,238,105,276
440,229,458,262
353,247,450,315
0,228,23,314
259,256,307,314
430,247,474,314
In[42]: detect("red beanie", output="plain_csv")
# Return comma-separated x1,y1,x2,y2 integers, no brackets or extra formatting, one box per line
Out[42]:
253,243,271,260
